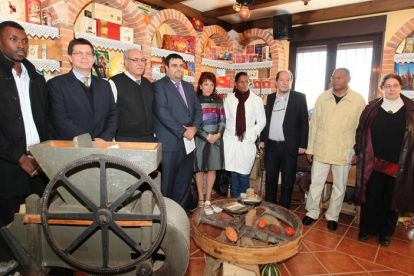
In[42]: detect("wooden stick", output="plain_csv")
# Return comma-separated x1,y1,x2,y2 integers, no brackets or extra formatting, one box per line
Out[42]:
23,214,152,227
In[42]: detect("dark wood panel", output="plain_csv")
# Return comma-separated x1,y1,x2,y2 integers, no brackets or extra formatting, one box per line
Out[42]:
202,0,299,18
292,0,414,25
139,0,232,30
290,16,387,42
231,0,414,32
162,0,187,4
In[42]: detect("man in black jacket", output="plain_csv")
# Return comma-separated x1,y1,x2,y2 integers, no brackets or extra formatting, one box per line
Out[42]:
47,38,118,142
0,21,53,271
108,49,155,142
259,70,309,209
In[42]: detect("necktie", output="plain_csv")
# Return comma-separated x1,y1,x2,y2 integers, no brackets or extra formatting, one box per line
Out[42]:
175,82,188,107
83,77,89,87
136,79,140,85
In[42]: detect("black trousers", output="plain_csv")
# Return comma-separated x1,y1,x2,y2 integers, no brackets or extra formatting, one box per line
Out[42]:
264,141,298,209
160,149,194,209
360,171,398,237
0,172,48,262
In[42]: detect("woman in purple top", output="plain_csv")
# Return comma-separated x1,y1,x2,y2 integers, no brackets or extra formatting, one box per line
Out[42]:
194,72,226,207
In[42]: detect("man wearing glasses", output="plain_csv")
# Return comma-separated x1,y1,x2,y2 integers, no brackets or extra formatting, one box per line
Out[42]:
259,70,309,209
47,38,118,141
153,53,202,208
302,68,365,231
108,49,155,142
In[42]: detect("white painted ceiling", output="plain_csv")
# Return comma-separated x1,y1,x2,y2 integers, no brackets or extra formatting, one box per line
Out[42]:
183,0,373,24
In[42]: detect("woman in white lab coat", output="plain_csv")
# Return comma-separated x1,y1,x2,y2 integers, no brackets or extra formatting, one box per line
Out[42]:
223,72,266,198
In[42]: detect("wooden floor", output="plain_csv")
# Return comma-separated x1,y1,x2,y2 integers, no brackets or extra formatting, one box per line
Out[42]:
185,192,414,276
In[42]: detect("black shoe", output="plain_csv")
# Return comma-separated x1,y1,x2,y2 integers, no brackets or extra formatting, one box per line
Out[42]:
327,221,338,231
302,216,315,226
379,236,391,246
358,232,369,242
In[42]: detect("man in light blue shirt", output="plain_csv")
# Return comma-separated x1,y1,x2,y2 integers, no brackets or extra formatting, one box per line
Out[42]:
47,38,118,141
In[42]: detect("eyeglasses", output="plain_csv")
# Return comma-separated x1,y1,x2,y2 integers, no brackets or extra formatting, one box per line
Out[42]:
384,84,401,89
330,76,346,81
71,51,94,57
129,58,147,63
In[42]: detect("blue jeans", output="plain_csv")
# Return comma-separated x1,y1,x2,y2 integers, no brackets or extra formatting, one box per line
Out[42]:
230,172,250,198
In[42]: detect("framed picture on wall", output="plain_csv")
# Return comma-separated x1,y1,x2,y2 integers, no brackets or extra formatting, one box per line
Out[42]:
93,64,107,79
395,62,414,91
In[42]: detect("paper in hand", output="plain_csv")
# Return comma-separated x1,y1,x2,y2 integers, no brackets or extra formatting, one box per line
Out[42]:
184,138,195,154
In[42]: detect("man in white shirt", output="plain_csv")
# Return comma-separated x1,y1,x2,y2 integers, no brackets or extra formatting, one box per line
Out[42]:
0,20,53,272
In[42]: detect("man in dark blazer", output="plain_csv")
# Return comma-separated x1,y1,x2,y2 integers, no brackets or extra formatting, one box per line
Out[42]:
0,21,53,269
259,70,309,209
109,49,155,142
48,38,118,142
153,53,202,208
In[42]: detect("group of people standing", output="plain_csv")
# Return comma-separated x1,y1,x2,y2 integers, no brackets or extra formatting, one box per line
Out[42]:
1,18,413,271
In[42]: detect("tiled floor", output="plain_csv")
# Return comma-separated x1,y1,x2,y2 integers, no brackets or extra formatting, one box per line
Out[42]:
186,193,414,276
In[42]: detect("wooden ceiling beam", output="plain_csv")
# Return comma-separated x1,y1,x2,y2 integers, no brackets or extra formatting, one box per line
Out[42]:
161,0,187,4
202,0,300,18
138,0,232,30
231,0,414,32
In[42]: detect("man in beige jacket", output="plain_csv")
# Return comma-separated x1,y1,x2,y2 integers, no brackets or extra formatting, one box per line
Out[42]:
302,68,366,231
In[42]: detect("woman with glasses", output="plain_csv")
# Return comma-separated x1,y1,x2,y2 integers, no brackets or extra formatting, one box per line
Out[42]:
223,72,266,198
194,72,226,207
354,74,414,246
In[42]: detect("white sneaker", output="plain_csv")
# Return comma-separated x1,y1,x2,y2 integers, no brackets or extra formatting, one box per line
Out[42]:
0,259,18,276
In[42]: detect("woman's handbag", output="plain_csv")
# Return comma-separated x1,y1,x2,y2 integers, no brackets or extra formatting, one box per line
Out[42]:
213,170,232,197
186,177,199,210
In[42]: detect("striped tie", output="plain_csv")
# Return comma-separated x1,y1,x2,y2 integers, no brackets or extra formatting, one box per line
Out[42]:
83,77,89,87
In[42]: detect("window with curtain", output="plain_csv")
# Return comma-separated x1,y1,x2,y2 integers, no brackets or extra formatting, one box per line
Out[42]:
295,46,327,109
336,41,373,103
288,16,385,110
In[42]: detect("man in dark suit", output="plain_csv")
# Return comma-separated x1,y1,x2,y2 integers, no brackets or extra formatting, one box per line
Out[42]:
108,49,155,142
259,70,309,209
48,38,118,141
0,21,53,270
153,53,202,208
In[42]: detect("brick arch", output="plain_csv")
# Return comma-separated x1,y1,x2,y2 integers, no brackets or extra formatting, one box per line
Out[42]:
147,9,197,43
235,28,286,92
381,17,414,78
199,25,233,49
195,25,233,86
146,9,197,83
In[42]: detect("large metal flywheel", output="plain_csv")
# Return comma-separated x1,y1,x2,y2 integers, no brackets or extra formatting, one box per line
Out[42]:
41,155,167,275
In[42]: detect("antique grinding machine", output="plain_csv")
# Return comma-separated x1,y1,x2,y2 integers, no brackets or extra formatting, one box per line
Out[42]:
1,135,190,275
